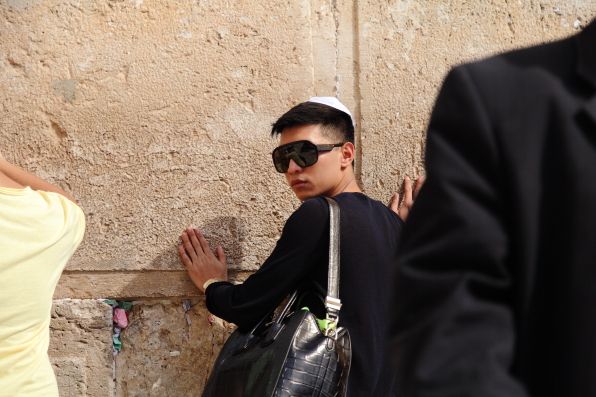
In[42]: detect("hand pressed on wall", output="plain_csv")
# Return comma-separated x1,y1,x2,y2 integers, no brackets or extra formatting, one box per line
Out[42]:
178,227,228,293
388,175,425,222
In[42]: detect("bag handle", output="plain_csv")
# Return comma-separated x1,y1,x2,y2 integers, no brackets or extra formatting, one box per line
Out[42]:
323,197,341,336
249,197,342,337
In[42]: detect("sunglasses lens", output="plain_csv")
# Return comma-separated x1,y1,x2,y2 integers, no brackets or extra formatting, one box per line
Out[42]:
272,148,289,173
272,141,319,173
296,141,318,167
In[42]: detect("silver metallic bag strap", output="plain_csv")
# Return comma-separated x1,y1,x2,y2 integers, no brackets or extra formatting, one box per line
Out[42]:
323,197,341,332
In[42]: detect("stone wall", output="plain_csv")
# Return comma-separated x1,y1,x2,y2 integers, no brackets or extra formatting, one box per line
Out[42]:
49,300,114,397
1,1,594,395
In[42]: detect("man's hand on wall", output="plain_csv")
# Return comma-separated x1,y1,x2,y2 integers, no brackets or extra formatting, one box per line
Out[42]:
178,227,228,293
389,175,425,222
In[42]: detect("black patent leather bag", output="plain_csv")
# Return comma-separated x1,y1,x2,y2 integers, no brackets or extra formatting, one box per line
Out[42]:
202,198,351,397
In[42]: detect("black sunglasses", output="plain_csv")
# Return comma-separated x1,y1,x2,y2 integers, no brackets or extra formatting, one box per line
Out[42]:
272,140,344,173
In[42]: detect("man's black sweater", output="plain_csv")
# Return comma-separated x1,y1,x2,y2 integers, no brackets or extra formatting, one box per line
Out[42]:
206,192,402,396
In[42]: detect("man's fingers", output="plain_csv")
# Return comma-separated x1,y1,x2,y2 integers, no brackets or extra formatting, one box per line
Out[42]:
187,227,205,255
194,228,213,257
215,246,226,265
398,206,410,222
413,175,426,199
389,192,399,213
402,176,413,206
180,231,198,262
178,244,192,267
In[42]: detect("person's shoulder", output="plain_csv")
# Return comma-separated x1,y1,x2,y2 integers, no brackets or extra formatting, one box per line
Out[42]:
281,197,329,237
336,192,403,225
363,195,404,225
451,32,576,87
438,33,577,123
292,196,329,219
37,190,86,241
37,189,83,214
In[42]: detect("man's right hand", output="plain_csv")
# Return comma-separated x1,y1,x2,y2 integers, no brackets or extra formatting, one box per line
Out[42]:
389,175,425,222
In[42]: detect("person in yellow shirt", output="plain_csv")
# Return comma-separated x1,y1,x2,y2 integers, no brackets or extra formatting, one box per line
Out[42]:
0,149,85,397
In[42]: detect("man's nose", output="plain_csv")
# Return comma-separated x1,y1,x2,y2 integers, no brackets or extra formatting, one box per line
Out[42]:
286,159,303,174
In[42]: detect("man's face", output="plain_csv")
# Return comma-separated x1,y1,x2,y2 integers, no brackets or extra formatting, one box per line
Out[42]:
277,124,344,201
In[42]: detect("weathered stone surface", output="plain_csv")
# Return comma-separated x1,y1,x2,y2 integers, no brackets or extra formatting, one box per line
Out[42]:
49,299,114,397
52,358,87,397
54,270,252,299
115,299,234,396
358,1,595,201
0,0,313,273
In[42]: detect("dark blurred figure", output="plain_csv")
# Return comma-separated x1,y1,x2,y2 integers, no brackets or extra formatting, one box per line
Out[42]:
391,19,596,397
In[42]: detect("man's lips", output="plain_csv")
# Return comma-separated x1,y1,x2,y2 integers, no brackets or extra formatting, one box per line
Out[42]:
290,180,308,188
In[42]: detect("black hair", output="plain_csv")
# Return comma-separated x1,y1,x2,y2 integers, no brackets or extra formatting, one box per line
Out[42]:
270,102,355,144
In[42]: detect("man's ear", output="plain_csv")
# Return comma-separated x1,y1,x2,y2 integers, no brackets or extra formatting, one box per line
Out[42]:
340,142,355,169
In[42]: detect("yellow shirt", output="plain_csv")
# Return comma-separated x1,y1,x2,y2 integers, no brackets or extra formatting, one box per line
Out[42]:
0,187,85,397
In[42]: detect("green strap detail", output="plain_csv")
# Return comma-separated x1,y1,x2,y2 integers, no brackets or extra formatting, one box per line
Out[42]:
301,307,336,333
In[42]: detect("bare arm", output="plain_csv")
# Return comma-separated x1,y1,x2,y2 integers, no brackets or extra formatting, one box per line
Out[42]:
0,149,77,203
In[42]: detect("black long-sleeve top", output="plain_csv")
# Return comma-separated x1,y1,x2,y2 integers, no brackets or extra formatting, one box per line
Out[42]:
206,192,403,396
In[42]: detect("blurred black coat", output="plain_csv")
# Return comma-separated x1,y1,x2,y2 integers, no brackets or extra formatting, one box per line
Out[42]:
391,20,596,397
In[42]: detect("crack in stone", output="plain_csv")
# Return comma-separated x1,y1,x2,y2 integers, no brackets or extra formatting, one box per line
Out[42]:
50,120,68,139
332,0,340,97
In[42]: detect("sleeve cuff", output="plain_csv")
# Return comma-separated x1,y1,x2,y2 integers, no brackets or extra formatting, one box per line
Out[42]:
203,278,227,291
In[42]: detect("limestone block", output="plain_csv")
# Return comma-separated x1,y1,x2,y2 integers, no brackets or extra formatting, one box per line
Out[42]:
55,271,199,299
115,299,234,396
0,0,315,275
357,0,595,201
50,299,114,397
52,358,87,397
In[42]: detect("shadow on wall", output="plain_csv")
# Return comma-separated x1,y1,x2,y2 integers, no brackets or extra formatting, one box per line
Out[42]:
111,217,247,394
150,216,246,272
53,217,247,396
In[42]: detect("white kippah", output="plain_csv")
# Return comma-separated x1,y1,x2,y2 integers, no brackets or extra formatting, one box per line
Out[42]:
307,96,355,127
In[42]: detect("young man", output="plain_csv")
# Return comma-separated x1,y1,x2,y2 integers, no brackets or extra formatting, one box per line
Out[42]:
0,149,85,396
178,97,418,396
